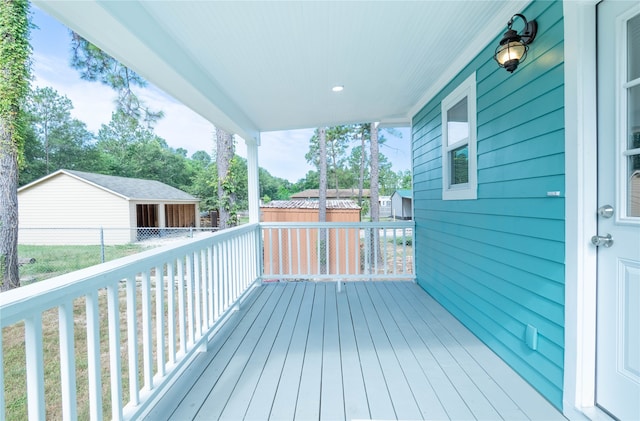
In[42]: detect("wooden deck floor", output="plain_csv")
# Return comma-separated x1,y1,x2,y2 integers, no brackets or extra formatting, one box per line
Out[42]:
145,281,565,421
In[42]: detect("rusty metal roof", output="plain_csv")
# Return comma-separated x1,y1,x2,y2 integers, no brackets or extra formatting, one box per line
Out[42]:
290,189,370,199
261,200,360,209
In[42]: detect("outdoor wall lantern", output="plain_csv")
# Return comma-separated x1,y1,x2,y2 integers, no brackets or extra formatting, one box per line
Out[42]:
494,13,538,73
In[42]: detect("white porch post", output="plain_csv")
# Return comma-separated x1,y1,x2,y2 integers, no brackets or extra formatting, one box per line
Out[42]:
563,1,599,418
158,203,166,228
245,135,261,223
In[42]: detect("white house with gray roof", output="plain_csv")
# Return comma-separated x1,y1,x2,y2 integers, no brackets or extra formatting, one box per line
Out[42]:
18,169,200,245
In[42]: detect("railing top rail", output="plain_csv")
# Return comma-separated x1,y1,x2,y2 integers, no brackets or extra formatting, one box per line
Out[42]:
0,223,260,326
259,221,414,229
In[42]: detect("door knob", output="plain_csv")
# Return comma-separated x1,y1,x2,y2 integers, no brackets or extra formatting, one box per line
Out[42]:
591,234,613,248
598,205,614,218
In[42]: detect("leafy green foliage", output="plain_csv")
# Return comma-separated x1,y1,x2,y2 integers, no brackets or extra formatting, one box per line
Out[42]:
397,169,412,189
94,111,195,189
305,126,352,191
0,0,31,157
1,0,32,290
259,167,293,201
299,124,410,196
70,33,164,127
22,86,96,181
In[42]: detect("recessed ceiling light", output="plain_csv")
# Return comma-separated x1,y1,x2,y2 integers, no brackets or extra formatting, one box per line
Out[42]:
332,85,344,92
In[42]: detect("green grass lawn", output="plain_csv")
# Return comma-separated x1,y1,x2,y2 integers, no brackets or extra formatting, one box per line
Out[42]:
18,244,147,283
5,244,151,418
2,286,165,420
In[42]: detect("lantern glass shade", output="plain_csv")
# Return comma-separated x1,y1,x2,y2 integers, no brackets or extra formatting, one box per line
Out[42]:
495,41,528,72
496,41,526,64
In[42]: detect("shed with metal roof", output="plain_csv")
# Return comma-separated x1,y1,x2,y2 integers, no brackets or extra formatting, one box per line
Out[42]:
391,189,413,220
261,200,361,276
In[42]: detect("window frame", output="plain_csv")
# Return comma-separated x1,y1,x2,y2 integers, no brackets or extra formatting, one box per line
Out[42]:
441,72,478,200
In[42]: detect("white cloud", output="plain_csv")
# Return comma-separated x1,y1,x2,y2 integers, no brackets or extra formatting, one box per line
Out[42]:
32,52,115,134
260,129,316,181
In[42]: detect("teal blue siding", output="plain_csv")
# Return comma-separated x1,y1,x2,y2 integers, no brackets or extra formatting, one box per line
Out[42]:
411,0,565,409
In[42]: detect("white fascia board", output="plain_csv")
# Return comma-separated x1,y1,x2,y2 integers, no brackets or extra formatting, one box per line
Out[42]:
17,169,65,193
378,117,411,128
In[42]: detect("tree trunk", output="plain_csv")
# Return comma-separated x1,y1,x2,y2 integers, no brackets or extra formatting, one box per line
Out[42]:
1,0,31,291
0,124,21,291
357,126,366,207
44,122,49,173
216,127,235,229
369,123,382,268
370,123,379,223
332,145,339,193
318,127,327,274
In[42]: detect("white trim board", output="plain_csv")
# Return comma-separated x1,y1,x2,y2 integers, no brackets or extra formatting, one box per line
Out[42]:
562,1,600,418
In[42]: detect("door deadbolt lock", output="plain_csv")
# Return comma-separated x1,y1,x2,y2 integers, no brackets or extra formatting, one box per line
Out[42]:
591,233,614,248
598,205,614,218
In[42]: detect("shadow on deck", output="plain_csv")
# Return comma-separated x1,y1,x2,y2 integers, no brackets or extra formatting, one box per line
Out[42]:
145,281,564,420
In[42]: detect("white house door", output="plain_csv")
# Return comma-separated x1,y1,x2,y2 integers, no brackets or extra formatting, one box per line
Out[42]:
596,1,640,419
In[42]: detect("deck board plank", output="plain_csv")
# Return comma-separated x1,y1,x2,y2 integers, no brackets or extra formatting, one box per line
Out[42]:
401,282,565,420
392,281,503,420
147,281,565,421
143,285,265,420
392,282,527,420
268,284,315,421
219,283,301,420
345,283,397,420
378,281,482,419
336,282,370,421
165,285,277,420
378,282,478,420
241,283,306,421
294,282,326,421
353,282,423,420
195,283,296,420
320,283,345,420
368,282,451,420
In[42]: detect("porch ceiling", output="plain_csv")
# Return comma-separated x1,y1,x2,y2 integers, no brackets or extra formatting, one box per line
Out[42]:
34,1,527,142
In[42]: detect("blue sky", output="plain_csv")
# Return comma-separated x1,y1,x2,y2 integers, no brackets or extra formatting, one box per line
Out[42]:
30,6,411,183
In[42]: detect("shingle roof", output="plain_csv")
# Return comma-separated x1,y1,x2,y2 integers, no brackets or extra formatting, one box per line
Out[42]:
261,200,360,209
290,189,370,199
60,170,197,201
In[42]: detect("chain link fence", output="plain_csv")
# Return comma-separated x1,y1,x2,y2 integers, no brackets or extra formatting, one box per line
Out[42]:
17,227,219,284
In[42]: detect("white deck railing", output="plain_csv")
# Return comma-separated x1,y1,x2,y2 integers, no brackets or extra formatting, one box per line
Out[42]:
261,221,414,281
1,221,413,420
0,223,260,421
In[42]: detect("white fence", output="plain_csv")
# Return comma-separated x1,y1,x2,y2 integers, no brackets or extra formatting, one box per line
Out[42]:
261,221,414,281
1,221,413,420
1,224,260,420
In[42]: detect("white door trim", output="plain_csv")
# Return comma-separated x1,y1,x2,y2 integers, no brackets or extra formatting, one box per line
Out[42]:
563,1,599,417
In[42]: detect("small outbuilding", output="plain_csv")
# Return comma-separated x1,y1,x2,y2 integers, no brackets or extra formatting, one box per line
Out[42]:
18,169,200,245
261,199,361,276
391,189,413,220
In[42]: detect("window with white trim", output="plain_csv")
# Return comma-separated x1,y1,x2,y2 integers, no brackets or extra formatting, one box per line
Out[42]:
441,72,477,200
